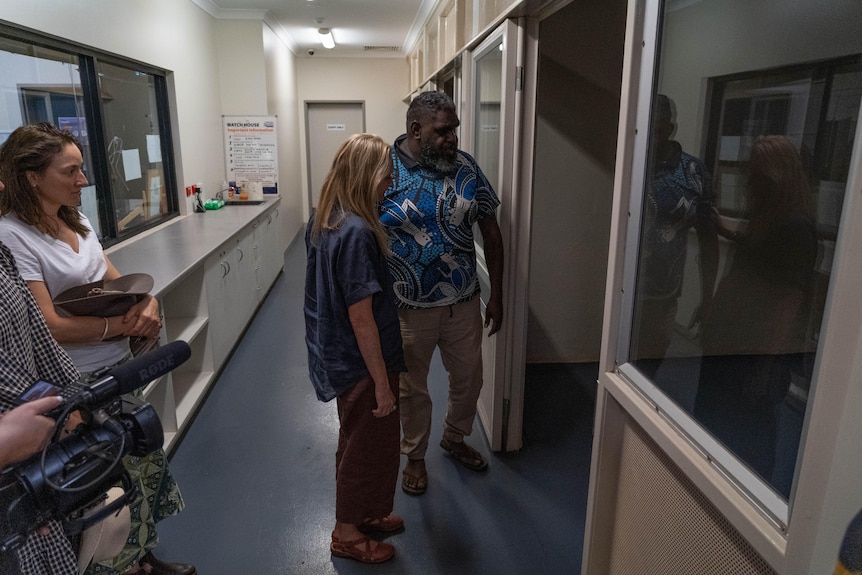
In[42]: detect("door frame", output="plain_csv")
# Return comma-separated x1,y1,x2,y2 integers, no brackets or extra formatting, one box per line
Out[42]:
469,17,534,452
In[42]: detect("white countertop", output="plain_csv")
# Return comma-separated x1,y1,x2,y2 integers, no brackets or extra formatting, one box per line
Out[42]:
105,197,281,297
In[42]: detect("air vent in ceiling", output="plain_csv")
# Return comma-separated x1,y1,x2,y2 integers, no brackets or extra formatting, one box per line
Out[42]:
364,46,400,52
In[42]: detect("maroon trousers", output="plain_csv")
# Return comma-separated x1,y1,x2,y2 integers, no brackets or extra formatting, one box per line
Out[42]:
335,372,401,525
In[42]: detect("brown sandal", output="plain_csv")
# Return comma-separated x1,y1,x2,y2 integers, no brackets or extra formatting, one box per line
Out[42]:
359,514,404,533
401,471,428,495
330,533,395,563
440,438,489,471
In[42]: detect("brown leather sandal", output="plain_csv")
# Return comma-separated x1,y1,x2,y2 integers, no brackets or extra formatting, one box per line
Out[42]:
440,438,489,471
401,471,428,495
330,533,395,563
359,514,405,533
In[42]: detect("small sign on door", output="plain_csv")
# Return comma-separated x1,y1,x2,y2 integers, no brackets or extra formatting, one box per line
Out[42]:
326,124,346,131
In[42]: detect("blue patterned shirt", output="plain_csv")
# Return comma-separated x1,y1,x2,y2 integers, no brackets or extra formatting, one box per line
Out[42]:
379,134,500,309
640,141,713,299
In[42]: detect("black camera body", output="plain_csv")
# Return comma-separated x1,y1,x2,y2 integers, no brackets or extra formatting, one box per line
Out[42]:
0,396,162,551
0,340,190,552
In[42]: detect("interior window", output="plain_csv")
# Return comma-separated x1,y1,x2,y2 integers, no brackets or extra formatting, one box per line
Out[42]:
97,61,171,236
0,26,178,244
626,0,860,503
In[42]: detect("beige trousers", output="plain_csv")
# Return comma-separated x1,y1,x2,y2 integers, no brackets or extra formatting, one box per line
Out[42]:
397,298,484,460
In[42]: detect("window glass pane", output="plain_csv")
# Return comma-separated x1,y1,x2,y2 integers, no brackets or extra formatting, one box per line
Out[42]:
97,61,169,236
0,38,97,227
472,36,503,268
474,39,502,193
628,0,861,499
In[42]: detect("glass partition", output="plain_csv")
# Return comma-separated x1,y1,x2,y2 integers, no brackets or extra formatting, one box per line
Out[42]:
97,61,171,236
0,38,97,220
0,24,178,245
625,0,861,505
471,33,503,263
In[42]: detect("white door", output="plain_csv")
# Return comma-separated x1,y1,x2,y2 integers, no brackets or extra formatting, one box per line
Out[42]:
469,19,529,451
305,102,365,208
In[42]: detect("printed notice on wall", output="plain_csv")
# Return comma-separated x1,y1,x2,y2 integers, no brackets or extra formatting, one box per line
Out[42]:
223,115,279,195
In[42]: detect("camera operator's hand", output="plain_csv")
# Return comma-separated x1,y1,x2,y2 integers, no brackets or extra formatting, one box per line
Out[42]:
61,409,86,436
0,396,63,466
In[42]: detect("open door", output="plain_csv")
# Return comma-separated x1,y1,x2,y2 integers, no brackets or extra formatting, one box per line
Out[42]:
469,19,531,452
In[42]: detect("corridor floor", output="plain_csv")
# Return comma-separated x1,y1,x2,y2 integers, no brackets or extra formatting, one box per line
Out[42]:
155,236,596,574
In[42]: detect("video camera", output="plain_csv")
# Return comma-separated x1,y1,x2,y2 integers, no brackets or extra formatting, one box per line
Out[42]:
0,340,191,552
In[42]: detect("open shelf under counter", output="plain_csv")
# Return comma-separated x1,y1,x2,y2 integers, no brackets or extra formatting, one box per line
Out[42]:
102,198,286,455
172,370,215,435
165,316,209,348
168,324,214,449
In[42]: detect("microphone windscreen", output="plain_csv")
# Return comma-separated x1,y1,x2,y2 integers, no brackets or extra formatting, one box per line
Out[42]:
109,340,192,394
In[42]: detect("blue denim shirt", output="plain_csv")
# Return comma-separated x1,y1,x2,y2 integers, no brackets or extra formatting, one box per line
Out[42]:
304,212,405,401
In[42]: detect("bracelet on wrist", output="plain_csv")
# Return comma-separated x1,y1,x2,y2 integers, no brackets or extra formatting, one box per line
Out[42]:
99,317,110,341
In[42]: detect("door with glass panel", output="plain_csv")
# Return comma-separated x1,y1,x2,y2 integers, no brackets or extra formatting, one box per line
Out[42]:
585,0,862,572
470,20,525,451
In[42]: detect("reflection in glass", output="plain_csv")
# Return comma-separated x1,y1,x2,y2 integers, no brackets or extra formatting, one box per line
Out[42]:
694,135,817,491
97,62,168,236
628,0,861,499
0,39,95,226
631,94,718,382
472,37,503,292
474,39,502,193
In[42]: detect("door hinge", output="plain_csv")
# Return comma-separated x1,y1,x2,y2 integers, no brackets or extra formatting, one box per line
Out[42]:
515,66,525,92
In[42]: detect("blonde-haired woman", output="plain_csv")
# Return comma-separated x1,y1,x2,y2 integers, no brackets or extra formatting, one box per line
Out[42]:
304,133,405,564
695,135,818,491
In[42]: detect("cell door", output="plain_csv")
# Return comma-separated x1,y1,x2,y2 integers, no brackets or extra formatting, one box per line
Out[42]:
305,102,365,208
468,19,528,452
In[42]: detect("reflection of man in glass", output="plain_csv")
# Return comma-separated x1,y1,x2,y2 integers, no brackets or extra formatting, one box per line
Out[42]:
694,135,818,494
632,94,718,378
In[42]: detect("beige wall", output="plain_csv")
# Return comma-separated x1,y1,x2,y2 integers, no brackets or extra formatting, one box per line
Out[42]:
217,20,269,116
263,23,303,237
296,57,409,217
526,0,627,363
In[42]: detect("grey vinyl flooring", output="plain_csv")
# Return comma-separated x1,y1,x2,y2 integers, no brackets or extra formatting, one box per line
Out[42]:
155,235,597,574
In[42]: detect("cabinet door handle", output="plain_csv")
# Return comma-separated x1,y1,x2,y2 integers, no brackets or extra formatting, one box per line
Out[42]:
237,247,244,262
221,261,230,278
266,214,272,225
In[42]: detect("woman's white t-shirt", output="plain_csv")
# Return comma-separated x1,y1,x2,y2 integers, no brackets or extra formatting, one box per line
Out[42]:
0,213,129,372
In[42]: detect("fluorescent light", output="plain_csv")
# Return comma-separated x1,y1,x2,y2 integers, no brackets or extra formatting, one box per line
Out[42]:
318,28,335,49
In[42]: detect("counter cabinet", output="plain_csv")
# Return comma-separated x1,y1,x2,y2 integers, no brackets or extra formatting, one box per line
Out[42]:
108,199,286,454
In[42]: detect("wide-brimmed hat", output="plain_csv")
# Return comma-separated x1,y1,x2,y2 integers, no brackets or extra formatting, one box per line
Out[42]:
53,273,154,317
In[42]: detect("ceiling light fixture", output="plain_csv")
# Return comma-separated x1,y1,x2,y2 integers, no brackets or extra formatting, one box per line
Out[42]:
318,28,335,49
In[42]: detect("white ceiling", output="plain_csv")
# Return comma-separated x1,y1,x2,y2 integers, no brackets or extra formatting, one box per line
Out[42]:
192,0,437,57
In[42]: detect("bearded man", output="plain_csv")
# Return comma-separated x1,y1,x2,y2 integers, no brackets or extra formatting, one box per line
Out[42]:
379,91,504,496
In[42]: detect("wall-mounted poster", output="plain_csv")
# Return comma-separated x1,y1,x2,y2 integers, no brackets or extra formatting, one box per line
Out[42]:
222,115,278,195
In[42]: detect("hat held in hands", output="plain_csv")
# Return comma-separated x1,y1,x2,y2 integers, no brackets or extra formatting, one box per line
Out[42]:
53,273,154,317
